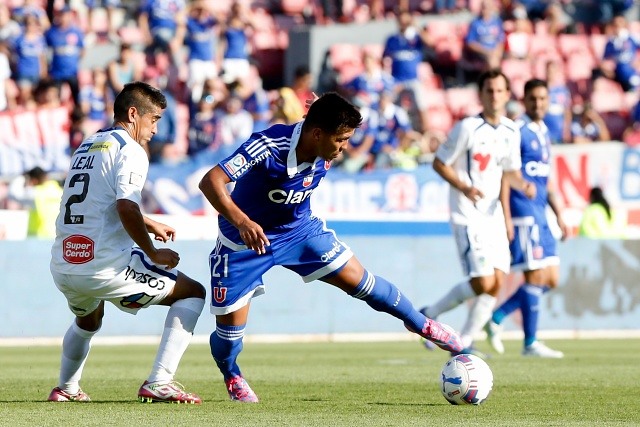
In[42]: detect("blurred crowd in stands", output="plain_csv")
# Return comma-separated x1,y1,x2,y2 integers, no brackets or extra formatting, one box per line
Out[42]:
1,0,640,182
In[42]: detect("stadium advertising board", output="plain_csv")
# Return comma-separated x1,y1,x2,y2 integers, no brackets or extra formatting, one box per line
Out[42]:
144,143,640,235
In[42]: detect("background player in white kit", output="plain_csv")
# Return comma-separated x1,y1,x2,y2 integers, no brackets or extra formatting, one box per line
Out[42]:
198,92,463,403
420,69,536,354
48,82,206,404
484,78,568,358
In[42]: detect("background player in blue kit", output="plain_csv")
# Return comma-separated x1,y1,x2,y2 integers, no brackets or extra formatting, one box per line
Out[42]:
198,92,463,403
485,79,568,358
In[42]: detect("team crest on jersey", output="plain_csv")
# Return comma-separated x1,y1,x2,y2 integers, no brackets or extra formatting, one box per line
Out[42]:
324,161,331,170
120,292,154,309
224,154,247,175
213,282,227,304
303,174,314,187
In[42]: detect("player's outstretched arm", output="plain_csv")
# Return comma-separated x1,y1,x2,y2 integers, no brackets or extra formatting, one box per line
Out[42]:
199,166,270,254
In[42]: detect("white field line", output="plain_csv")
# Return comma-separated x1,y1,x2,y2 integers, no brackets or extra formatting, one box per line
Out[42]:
1,330,640,347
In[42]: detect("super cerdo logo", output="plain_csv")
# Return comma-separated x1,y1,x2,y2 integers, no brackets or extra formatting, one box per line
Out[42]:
63,234,95,264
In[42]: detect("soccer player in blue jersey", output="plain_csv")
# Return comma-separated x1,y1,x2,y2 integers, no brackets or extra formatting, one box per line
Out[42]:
198,92,463,403
485,79,568,358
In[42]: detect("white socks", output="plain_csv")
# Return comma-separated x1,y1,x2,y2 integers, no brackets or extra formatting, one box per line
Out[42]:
147,297,204,384
426,281,476,318
460,293,497,349
59,322,98,394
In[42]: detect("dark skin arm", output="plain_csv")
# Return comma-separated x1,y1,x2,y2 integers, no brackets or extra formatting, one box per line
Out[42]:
116,199,180,268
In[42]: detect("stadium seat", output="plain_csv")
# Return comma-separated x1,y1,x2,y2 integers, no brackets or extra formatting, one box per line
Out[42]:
529,34,560,59
417,62,443,89
557,34,591,59
421,88,447,111
445,86,481,119
426,106,454,134
280,0,309,16
564,53,595,83
590,34,608,60
591,89,625,114
501,58,532,82
117,26,144,46
329,43,364,83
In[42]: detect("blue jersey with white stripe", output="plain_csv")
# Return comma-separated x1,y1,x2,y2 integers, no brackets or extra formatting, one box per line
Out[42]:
217,122,331,244
510,115,551,217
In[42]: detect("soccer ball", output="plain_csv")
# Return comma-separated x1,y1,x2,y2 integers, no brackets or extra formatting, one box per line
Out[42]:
440,354,493,405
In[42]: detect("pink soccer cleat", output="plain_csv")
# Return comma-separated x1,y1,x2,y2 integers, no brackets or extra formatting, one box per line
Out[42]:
138,380,202,404
225,375,259,403
47,387,91,402
407,319,464,353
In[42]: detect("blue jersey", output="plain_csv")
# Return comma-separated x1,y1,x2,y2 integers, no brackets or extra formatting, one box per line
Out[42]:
45,25,84,79
465,16,504,50
223,27,248,60
185,16,217,61
13,33,47,81
217,122,330,244
382,33,423,83
510,116,551,218
139,0,185,32
543,84,570,144
604,32,640,87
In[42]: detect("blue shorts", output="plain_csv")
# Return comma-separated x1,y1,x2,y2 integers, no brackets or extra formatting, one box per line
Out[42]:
85,0,121,7
209,217,353,315
510,212,558,272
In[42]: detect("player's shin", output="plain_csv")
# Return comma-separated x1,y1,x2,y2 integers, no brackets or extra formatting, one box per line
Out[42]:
520,284,544,346
460,294,497,348
350,271,424,332
210,323,245,380
58,322,98,394
148,297,204,383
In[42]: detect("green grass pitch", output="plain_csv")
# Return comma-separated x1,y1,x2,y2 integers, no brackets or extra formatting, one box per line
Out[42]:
1,339,638,426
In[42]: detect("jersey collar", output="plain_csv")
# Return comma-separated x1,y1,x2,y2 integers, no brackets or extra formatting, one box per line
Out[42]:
287,121,320,177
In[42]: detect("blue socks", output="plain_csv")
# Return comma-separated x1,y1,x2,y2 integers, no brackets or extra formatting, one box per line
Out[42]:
350,270,425,333
210,323,245,380
492,283,548,347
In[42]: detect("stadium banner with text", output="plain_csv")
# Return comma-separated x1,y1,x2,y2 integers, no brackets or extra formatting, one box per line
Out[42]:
145,143,640,235
0,107,71,177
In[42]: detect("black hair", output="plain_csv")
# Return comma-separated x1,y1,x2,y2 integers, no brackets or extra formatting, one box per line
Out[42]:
294,65,310,79
113,81,167,122
589,186,611,220
303,92,362,134
524,78,547,97
477,68,511,92
26,166,46,181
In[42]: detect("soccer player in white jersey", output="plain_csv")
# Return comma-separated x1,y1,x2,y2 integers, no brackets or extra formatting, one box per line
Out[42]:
48,82,206,404
420,69,536,354
198,92,463,403
484,79,568,358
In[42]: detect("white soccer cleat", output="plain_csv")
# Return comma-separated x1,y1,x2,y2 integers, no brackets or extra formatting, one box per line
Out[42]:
484,320,505,355
522,341,564,359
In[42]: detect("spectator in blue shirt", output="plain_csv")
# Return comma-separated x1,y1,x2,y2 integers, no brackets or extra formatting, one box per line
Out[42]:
382,9,431,132
79,68,112,126
138,0,187,66
13,15,47,105
343,49,395,110
602,14,640,92
45,5,84,105
188,92,221,157
185,1,219,103
461,0,504,82
543,60,572,144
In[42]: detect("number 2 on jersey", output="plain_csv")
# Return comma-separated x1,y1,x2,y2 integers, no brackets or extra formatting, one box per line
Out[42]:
64,173,90,224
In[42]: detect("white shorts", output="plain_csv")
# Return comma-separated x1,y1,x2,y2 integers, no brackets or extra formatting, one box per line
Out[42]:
51,248,178,316
452,219,510,278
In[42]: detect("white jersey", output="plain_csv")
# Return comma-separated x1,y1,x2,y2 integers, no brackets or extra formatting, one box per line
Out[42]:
51,127,149,276
436,114,521,225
